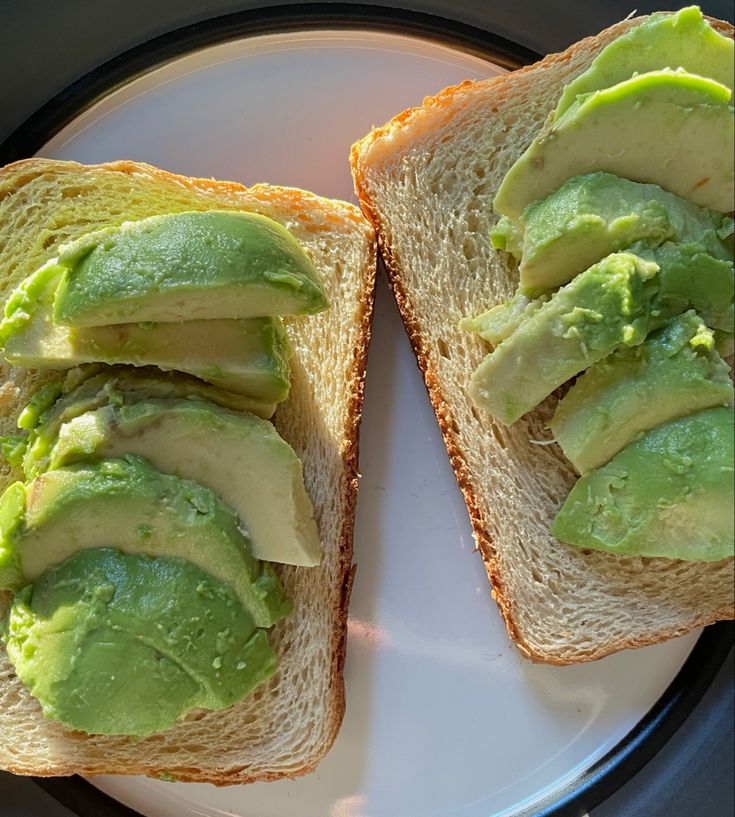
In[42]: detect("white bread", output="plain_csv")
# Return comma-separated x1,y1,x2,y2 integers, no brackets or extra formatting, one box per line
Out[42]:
351,14,735,664
0,158,376,780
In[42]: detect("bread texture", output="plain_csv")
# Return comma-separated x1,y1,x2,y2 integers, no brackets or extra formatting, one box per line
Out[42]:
0,159,376,780
351,14,735,664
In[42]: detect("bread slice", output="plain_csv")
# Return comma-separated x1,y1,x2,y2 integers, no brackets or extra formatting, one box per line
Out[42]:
0,158,376,780
351,14,735,665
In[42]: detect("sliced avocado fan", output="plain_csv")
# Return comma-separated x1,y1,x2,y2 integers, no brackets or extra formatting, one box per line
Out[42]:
3,549,276,736
52,210,329,326
0,456,292,628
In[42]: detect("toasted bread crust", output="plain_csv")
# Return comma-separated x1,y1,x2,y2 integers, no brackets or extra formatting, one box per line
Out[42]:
351,14,735,665
0,158,376,780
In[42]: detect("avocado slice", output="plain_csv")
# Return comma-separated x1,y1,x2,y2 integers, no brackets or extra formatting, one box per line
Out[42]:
51,210,329,326
549,312,734,473
459,290,549,346
0,456,292,628
45,398,321,567
715,330,734,358
554,7,734,117
552,407,735,561
469,253,662,425
0,261,291,400
643,241,734,333
3,549,276,736
494,70,734,221
18,368,278,478
490,173,734,292
466,237,733,355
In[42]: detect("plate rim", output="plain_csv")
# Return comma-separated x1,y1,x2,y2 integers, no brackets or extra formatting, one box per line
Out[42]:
0,1,539,163
1,4,731,817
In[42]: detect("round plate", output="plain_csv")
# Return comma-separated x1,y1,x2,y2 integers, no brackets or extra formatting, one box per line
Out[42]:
1,7,731,817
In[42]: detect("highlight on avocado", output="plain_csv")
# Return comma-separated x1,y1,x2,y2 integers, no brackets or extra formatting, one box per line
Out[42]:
462,6,735,563
0,208,327,735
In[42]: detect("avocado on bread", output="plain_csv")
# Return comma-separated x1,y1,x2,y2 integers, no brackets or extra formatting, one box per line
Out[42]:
0,159,375,780
468,239,733,426
351,6,734,662
553,5,733,116
469,252,661,425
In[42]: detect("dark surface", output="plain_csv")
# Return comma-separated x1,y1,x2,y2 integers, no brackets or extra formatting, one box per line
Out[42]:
0,2,733,816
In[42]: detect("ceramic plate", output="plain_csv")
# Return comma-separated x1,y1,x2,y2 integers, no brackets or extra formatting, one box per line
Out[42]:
2,12,730,817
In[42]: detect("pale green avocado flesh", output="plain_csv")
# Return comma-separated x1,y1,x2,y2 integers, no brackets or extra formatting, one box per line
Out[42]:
3,549,276,736
0,262,291,401
459,290,549,346
494,70,734,221
552,407,735,560
490,173,734,292
52,210,328,326
549,311,734,474
641,241,734,333
46,398,321,567
554,7,734,117
0,456,292,628
469,253,662,425
19,367,278,478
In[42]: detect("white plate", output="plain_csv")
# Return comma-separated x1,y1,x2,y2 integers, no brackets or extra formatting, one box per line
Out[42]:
39,28,701,817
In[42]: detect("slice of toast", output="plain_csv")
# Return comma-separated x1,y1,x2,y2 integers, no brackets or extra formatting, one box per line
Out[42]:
351,14,734,664
0,158,376,780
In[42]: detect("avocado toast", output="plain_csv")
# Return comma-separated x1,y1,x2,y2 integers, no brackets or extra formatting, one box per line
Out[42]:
351,8,734,663
0,159,376,780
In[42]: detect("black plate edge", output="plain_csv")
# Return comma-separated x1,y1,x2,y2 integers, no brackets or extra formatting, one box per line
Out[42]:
0,2,539,164
0,3,730,816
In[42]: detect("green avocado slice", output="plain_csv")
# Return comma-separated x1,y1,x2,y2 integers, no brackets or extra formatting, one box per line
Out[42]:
3,549,276,736
549,312,734,473
490,173,733,293
469,253,662,425
0,456,292,628
552,407,735,561
18,368,278,479
0,262,291,401
494,70,734,221
52,210,329,326
45,398,321,567
642,241,734,333
459,290,550,347
465,238,733,353
554,7,734,117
